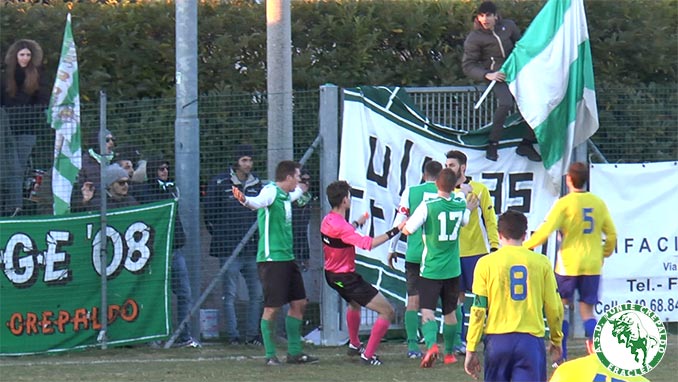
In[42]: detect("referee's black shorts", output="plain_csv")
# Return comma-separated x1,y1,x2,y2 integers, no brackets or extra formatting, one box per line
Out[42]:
325,271,378,307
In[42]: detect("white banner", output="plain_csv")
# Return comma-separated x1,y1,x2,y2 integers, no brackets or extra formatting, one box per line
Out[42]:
338,87,559,302
591,162,678,321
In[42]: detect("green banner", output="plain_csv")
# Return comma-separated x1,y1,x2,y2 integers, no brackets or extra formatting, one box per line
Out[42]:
0,201,176,355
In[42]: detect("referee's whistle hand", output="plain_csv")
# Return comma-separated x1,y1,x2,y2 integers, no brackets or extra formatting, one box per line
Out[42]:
387,253,397,269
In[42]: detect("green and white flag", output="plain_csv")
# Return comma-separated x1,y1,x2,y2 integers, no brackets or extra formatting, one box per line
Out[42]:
501,0,598,190
48,13,81,215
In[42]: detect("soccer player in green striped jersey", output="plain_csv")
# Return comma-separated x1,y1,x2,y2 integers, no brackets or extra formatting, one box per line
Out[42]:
524,162,617,362
402,167,470,368
232,160,318,366
387,160,443,359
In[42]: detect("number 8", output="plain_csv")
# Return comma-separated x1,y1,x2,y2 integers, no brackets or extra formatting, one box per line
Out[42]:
510,265,527,301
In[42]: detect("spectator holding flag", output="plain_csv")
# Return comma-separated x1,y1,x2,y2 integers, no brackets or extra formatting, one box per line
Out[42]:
462,1,542,162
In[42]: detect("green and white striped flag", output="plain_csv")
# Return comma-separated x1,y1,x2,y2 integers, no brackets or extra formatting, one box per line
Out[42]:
501,0,598,189
48,13,81,215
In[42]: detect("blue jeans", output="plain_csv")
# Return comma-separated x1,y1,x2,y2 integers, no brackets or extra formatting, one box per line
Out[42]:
220,253,263,340
172,249,192,342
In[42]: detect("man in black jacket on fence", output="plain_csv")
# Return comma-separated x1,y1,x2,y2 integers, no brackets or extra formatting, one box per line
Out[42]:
462,1,542,162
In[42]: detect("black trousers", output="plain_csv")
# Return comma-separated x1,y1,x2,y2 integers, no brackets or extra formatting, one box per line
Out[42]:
490,82,537,143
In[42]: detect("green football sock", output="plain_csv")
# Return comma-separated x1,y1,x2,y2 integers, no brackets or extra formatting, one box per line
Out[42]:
456,304,463,343
286,315,303,356
260,319,276,359
404,310,420,351
443,322,458,355
422,320,438,349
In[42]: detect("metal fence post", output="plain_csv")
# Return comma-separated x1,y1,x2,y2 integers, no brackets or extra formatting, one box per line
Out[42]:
318,84,348,346
97,90,108,349
175,0,201,340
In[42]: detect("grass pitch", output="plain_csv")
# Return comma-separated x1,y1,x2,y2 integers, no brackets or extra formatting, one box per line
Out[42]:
1,336,675,381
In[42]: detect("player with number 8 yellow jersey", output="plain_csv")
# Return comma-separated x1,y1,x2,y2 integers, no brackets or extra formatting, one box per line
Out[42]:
465,210,563,382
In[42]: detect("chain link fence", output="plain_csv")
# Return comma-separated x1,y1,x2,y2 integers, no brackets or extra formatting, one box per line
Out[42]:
1,84,675,345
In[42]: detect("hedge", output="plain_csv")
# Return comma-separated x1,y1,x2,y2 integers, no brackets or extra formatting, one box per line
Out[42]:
1,0,676,101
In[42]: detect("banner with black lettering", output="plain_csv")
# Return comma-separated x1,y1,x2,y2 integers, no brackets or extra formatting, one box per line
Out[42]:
338,86,558,301
0,201,175,355
591,162,678,321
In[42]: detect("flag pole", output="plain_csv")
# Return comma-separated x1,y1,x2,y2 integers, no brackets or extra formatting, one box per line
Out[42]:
474,80,496,109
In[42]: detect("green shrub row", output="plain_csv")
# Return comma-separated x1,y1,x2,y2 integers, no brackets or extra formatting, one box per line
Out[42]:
1,0,676,101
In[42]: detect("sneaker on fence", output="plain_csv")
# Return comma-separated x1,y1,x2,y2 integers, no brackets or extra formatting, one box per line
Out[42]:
245,336,263,346
148,340,163,349
347,342,365,357
287,353,320,364
174,337,201,348
444,353,457,365
407,349,423,359
454,341,467,356
360,353,383,366
420,343,439,368
516,143,542,162
266,356,282,366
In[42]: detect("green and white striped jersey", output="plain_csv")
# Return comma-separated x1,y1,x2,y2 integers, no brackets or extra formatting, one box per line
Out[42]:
405,192,468,279
243,183,302,262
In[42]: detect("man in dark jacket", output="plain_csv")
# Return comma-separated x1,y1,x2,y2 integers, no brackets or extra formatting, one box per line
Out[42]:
204,144,263,345
462,1,542,162
135,158,199,348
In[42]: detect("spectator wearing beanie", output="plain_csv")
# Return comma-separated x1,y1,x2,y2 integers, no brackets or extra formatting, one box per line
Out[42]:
204,143,264,345
76,163,138,212
134,157,200,348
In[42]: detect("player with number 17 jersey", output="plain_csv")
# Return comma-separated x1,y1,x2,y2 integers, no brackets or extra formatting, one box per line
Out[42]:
408,193,468,280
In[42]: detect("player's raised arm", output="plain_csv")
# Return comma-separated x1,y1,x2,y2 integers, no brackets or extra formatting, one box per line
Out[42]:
523,201,563,249
235,184,276,210
402,202,427,236
387,188,411,268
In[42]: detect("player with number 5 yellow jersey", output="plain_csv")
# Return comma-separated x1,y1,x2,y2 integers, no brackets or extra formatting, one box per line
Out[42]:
524,162,617,363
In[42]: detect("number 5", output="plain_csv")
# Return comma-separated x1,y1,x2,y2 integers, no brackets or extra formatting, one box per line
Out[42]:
583,208,594,234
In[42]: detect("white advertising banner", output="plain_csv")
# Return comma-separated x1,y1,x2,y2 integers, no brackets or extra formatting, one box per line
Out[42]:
591,162,678,322
338,87,559,302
